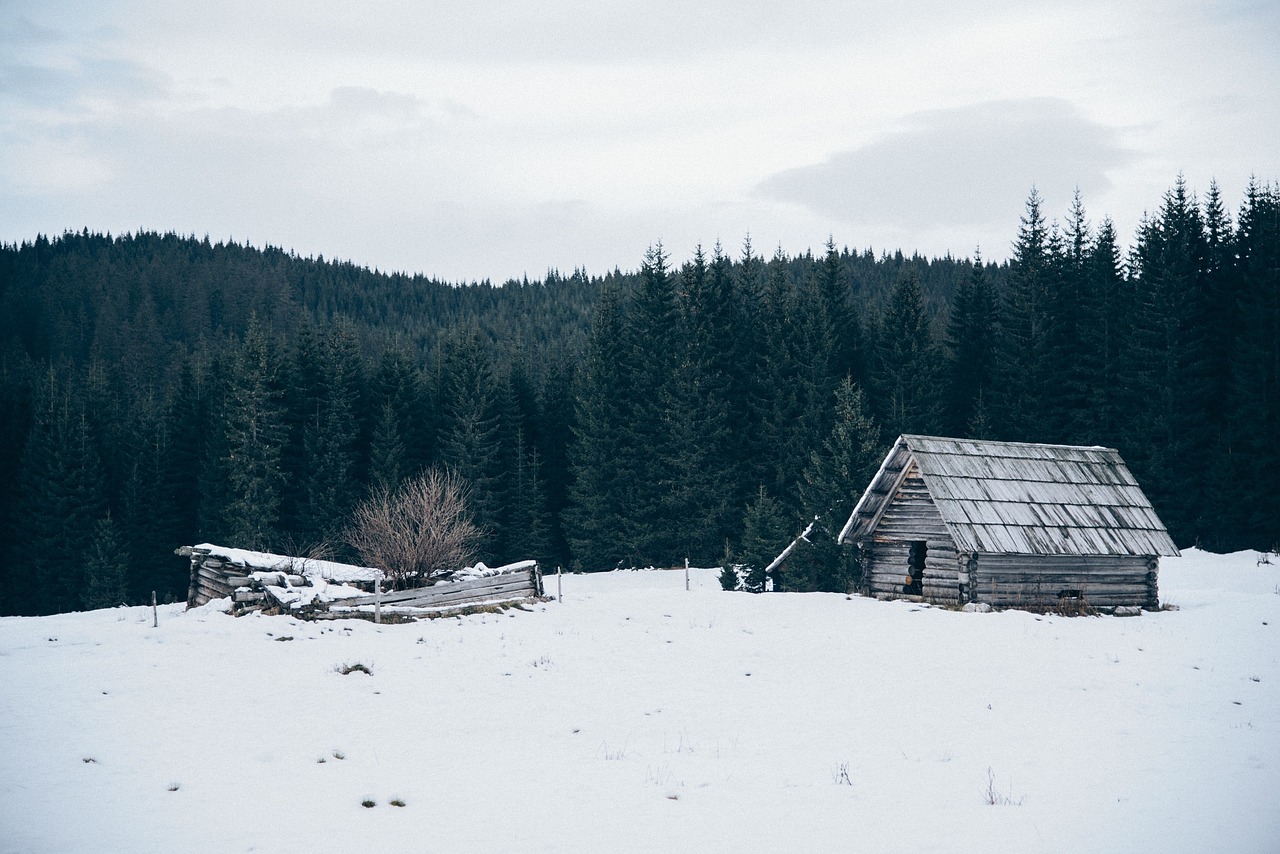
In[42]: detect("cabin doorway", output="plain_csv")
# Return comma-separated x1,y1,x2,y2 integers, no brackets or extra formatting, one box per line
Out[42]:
904,541,926,595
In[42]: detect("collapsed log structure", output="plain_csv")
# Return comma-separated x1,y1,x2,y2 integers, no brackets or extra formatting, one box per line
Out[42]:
328,560,543,617
181,544,384,613
838,435,1179,611
180,544,543,618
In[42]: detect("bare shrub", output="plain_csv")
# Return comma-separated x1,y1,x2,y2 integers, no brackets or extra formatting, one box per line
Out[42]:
346,468,482,589
983,767,1025,805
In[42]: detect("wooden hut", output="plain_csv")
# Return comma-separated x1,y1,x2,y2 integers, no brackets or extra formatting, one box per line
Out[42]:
837,435,1178,610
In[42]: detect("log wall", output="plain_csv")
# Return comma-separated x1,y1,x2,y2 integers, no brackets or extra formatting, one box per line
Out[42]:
337,568,543,612
862,463,962,605
188,555,233,607
971,553,1158,609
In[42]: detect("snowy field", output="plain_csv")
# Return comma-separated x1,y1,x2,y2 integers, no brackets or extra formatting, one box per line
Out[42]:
2,549,1277,854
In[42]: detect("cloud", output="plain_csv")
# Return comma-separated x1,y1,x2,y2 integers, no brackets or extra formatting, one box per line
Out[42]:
0,55,169,110
756,98,1135,229
0,15,64,49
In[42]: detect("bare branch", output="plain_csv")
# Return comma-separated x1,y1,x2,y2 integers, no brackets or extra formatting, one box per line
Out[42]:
345,468,481,588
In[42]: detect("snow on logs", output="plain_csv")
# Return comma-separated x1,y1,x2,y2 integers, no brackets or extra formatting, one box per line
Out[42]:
179,545,543,619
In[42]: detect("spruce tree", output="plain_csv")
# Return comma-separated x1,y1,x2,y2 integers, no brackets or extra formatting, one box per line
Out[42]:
995,188,1055,438
732,237,773,496
622,244,682,564
945,251,997,436
0,353,35,614
280,319,323,532
1124,178,1209,541
119,393,181,602
779,378,882,595
797,377,884,530
298,324,363,545
435,328,505,560
372,344,429,475
665,245,740,562
1079,219,1130,447
222,317,287,550
9,373,84,613
737,486,789,593
1044,192,1092,444
872,271,943,438
757,249,812,506
368,401,406,493
163,357,208,552
1220,181,1280,549
196,348,234,545
566,288,635,570
504,432,553,567
778,529,857,594
11,374,108,614
536,345,576,568
82,514,130,610
818,237,864,387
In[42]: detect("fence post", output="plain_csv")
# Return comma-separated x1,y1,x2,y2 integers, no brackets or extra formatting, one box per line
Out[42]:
685,558,690,591
557,565,563,603
374,578,382,624
152,591,157,628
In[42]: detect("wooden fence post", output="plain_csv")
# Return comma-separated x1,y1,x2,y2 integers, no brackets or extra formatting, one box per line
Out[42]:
152,591,157,628
557,565,563,603
374,578,382,624
685,558,690,591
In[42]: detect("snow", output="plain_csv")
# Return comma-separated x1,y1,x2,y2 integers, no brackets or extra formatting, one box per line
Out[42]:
2,549,1277,853
189,543,384,583
455,559,538,579
263,578,370,610
765,517,817,574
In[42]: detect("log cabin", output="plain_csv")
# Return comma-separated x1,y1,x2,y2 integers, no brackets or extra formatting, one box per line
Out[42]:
837,435,1178,610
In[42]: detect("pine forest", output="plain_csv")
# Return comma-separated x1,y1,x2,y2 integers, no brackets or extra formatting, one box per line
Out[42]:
0,178,1276,615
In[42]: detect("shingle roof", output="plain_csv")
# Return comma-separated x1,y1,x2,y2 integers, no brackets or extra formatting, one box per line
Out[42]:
838,435,1179,557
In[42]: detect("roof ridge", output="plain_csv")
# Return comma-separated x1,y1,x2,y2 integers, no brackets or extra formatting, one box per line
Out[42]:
901,434,1116,453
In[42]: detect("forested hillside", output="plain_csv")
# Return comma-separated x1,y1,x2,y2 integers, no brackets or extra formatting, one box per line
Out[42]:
1,178,1276,615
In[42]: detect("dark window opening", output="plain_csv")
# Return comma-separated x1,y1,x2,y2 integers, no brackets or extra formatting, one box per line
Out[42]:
904,541,926,595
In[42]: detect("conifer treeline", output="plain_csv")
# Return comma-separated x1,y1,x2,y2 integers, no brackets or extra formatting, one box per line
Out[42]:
0,177,1275,615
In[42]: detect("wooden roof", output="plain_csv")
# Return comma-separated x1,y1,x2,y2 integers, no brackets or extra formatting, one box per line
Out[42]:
838,435,1179,557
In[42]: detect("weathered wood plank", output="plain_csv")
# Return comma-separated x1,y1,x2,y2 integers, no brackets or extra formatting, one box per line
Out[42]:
197,577,234,595
974,574,1154,587
977,554,1152,569
388,580,537,609
225,573,306,587
976,572,1153,586
197,565,232,584
975,589,1151,604
342,570,537,607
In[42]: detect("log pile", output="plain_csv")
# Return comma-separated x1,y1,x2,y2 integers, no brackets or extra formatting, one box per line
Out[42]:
181,546,321,614
180,545,543,619
331,564,544,617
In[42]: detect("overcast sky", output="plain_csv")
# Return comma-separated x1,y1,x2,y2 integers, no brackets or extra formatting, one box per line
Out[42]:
2,1,1277,282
